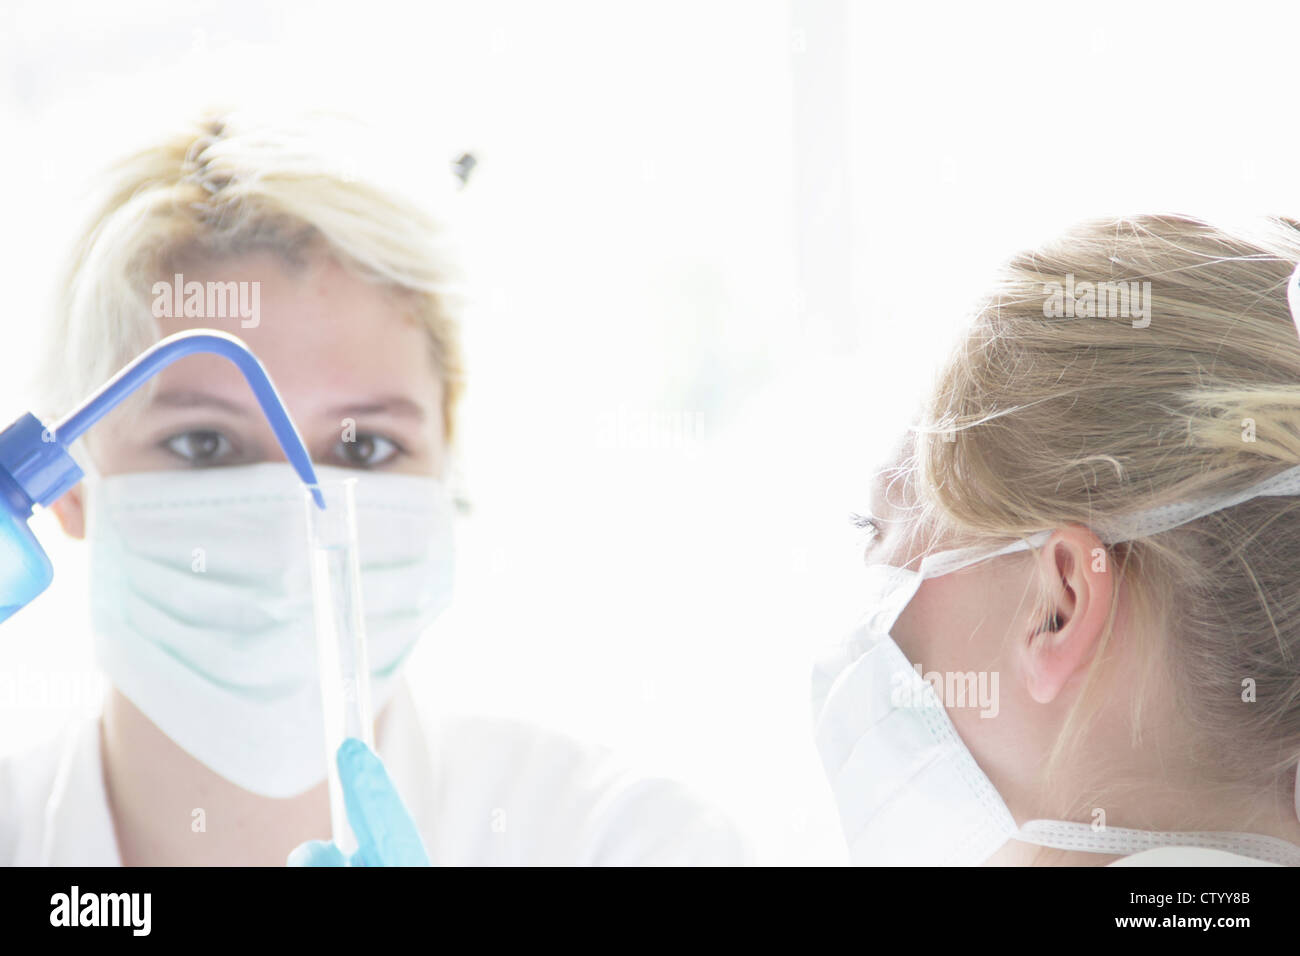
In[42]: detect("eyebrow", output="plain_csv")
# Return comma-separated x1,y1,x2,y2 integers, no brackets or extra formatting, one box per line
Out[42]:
148,390,429,423
150,390,253,416
869,465,913,524
324,396,428,422
868,470,888,516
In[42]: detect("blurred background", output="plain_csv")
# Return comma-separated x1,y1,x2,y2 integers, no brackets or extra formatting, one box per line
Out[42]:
2,0,1300,864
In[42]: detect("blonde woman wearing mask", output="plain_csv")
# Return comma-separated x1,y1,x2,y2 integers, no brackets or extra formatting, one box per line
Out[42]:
815,215,1300,866
0,113,748,867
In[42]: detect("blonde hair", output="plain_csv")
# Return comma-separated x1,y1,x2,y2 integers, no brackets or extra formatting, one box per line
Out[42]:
913,214,1300,821
35,111,466,441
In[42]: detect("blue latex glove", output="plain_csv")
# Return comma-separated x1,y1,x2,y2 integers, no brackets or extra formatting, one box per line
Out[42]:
287,737,431,867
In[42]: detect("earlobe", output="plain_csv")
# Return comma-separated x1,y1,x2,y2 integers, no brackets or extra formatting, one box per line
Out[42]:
1022,526,1114,704
49,486,86,540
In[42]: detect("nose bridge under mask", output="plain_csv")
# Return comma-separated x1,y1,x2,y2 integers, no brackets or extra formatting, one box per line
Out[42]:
859,563,924,634
859,532,1046,636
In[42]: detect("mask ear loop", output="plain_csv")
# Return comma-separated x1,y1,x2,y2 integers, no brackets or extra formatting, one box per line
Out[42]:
1285,259,1300,826
1287,260,1300,340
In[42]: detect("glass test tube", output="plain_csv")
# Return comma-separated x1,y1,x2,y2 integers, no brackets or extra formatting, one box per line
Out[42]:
303,478,373,859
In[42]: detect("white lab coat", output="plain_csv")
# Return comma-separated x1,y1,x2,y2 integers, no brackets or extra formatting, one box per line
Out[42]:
0,681,751,866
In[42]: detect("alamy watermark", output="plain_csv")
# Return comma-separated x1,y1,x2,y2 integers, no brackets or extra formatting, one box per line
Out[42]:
594,405,705,452
891,665,1000,718
152,273,260,328
0,667,103,716
50,886,150,936
1042,273,1150,328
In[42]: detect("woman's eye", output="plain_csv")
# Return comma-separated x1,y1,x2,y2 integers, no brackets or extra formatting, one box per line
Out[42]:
849,513,882,554
850,513,881,539
163,430,233,465
333,433,400,468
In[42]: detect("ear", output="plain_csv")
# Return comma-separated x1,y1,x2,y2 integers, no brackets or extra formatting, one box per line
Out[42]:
1021,525,1114,704
49,485,86,540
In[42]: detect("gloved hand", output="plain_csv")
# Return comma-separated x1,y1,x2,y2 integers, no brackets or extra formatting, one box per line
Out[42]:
287,737,431,867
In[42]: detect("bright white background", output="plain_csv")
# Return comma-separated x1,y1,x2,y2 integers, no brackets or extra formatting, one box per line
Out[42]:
2,0,1300,865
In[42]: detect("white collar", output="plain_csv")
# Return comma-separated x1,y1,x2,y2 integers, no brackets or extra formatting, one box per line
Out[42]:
38,716,121,866
36,679,430,866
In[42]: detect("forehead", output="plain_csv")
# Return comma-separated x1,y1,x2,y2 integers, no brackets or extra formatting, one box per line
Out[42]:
863,436,929,567
152,251,440,397
867,429,918,518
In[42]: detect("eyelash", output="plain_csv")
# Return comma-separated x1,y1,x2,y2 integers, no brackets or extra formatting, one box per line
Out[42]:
332,433,405,468
160,429,408,468
849,513,881,539
161,429,236,465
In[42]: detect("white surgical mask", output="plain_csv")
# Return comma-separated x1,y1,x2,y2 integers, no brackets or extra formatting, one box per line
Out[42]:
813,463,1300,866
84,462,455,798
